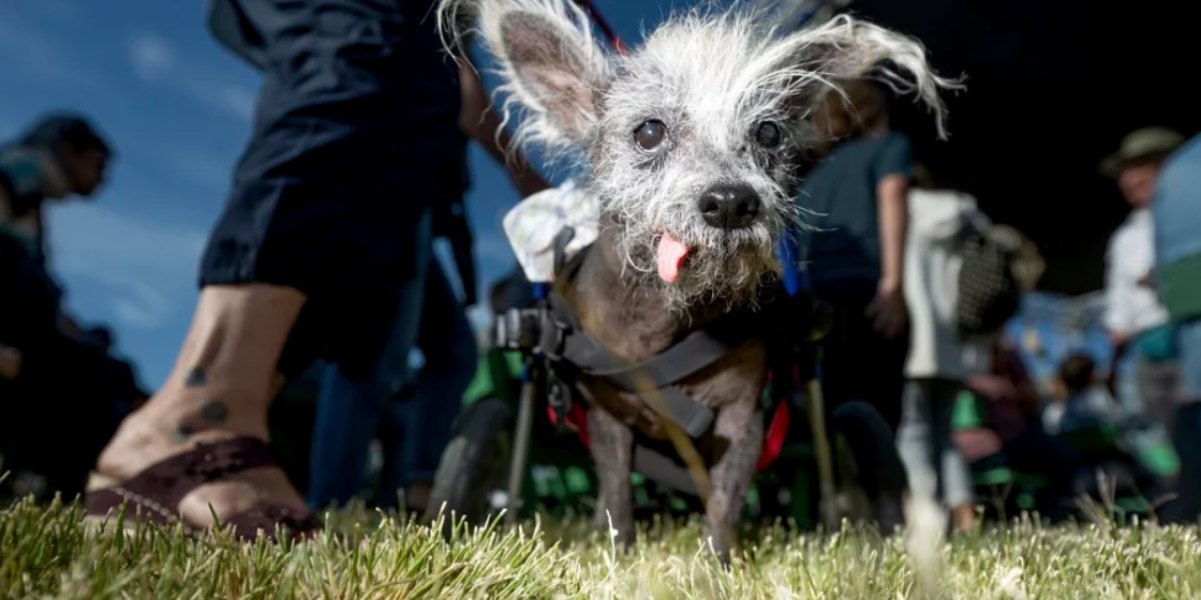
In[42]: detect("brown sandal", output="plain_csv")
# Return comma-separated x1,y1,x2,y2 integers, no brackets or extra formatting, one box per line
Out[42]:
85,437,321,541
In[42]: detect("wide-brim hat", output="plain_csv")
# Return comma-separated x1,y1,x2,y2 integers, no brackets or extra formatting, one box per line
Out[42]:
1100,127,1185,178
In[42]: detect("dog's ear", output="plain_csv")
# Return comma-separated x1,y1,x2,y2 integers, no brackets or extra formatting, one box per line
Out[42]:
441,0,613,150
778,15,962,138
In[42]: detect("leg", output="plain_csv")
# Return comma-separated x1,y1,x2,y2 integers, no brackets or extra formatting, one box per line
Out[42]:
863,327,910,433
931,381,974,531
896,380,938,502
1162,320,1201,523
307,365,388,508
817,287,907,430
1136,356,1181,431
394,259,477,511
94,0,457,536
96,284,310,527
586,406,635,548
832,400,907,532
307,255,429,509
1003,424,1082,523
706,398,764,562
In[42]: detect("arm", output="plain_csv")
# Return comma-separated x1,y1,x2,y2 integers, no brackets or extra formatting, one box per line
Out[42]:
876,174,909,294
867,173,909,338
865,133,913,337
458,61,549,198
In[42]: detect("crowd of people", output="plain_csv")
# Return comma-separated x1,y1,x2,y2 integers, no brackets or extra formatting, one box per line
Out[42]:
1,0,1200,542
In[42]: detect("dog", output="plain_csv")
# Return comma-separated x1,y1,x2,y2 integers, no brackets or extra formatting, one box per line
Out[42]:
440,0,956,560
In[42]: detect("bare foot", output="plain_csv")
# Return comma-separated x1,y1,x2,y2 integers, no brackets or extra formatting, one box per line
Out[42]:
952,503,976,534
92,284,311,534
95,395,309,532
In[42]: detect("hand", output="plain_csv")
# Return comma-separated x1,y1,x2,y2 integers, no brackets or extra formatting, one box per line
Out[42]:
866,281,907,339
0,345,23,380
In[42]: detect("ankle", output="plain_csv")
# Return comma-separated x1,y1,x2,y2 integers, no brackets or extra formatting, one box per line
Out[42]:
952,503,976,533
142,380,268,437
97,393,267,477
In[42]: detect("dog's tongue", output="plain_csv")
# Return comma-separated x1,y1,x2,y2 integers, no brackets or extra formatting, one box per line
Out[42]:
656,232,692,284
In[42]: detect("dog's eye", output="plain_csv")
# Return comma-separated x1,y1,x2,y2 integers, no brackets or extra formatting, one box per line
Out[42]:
755,121,781,149
634,120,667,151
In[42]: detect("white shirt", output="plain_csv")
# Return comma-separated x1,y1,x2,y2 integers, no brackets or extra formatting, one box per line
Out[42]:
1104,209,1169,336
903,188,991,379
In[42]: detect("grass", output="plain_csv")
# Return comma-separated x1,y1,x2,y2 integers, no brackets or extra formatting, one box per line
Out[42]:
3,495,1201,599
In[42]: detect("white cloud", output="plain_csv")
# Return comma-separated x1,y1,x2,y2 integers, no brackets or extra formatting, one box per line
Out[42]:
47,203,207,329
206,85,257,121
127,31,256,122
129,33,174,82
110,280,173,330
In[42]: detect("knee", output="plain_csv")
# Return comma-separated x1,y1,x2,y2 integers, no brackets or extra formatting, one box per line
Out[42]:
832,400,886,436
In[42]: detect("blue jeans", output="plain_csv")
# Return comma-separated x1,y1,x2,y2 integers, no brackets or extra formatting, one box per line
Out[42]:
896,379,973,508
306,248,477,509
305,214,430,510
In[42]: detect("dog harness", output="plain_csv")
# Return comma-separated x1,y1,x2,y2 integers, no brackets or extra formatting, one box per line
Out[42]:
495,227,794,492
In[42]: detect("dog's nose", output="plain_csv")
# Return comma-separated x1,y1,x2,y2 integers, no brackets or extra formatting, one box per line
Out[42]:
697,184,760,230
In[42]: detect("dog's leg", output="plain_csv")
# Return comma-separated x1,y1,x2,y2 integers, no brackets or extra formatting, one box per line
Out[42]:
587,406,635,549
706,399,763,563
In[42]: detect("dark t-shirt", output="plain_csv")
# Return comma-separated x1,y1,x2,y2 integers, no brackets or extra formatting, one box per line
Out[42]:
798,131,913,290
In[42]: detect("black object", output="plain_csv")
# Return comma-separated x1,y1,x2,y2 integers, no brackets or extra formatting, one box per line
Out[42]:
956,229,1022,336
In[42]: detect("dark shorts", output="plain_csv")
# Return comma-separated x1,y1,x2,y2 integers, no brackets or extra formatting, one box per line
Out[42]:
198,0,462,374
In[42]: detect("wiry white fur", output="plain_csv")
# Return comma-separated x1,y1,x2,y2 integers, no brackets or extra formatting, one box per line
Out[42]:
439,0,960,311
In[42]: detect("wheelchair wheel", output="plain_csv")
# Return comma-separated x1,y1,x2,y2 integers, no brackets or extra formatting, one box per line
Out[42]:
425,397,513,531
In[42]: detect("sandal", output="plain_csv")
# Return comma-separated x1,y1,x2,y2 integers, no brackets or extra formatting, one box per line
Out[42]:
84,436,321,541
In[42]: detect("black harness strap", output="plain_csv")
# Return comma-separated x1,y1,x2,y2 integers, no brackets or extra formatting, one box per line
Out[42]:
633,445,698,495
543,232,753,438
547,293,730,437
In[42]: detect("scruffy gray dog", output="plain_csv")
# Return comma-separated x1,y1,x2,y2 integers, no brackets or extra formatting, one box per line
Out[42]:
440,0,955,560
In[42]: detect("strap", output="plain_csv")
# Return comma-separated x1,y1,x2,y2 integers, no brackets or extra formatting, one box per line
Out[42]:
545,293,732,436
657,386,716,438
633,444,697,495
105,437,278,515
548,293,747,388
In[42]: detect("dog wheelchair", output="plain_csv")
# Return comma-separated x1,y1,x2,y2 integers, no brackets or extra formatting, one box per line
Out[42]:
425,242,907,532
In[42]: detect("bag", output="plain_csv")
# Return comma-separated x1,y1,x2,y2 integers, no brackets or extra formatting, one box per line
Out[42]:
956,227,1023,336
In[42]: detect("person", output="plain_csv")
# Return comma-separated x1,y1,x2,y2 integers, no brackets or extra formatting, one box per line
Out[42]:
1043,353,1122,435
85,0,508,539
1101,127,1185,426
0,113,145,500
1043,351,1176,505
1151,131,1201,523
797,79,912,430
956,340,1082,523
305,41,548,512
894,171,992,533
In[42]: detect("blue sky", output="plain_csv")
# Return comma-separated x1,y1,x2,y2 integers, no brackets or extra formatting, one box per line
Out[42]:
0,0,697,390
